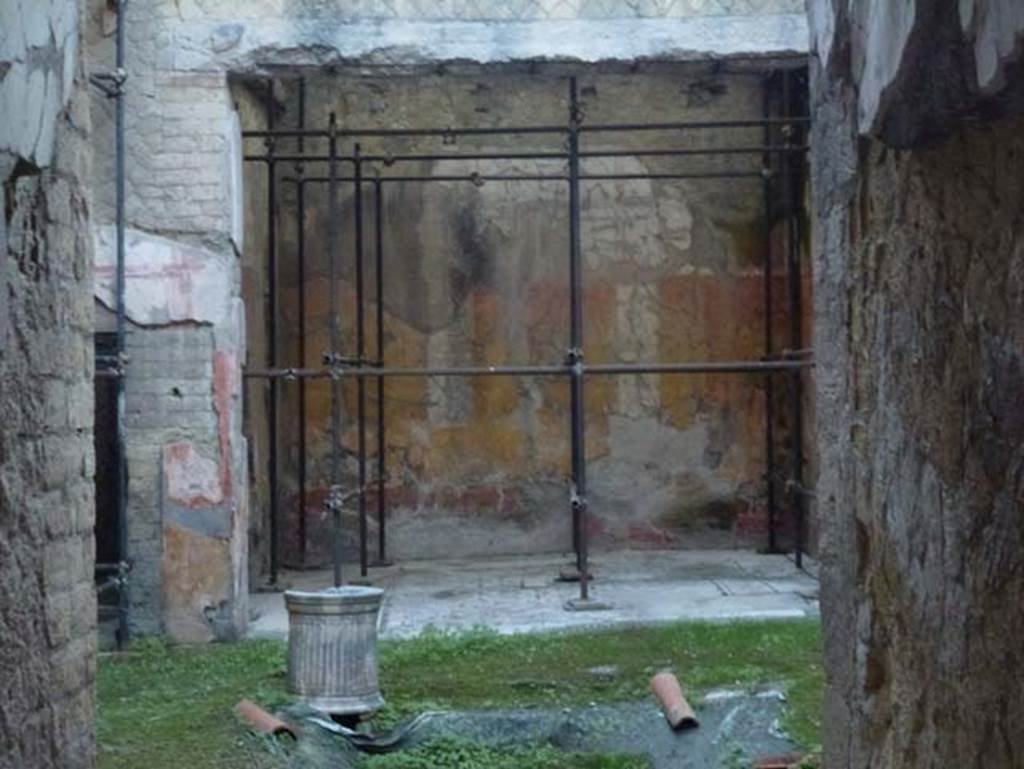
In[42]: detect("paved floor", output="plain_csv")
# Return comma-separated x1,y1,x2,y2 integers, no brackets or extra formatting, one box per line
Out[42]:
248,549,819,640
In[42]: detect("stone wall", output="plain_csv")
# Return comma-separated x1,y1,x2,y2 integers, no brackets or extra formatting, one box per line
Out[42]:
0,0,96,767
88,1,251,641
158,0,807,72
808,3,1024,767
244,69,811,565
236,78,273,582
87,0,808,636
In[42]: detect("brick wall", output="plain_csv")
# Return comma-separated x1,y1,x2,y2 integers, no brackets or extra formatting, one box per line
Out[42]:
121,326,218,633
85,0,806,638
87,0,251,641
0,1,96,767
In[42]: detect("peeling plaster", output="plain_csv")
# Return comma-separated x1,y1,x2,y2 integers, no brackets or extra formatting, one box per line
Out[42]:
809,0,1024,143
227,107,244,254
969,0,1024,92
93,227,235,326
854,0,917,135
164,442,224,508
212,349,237,499
171,15,808,72
0,1,74,170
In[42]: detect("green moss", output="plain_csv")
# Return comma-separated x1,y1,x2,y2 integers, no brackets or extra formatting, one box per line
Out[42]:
360,737,646,769
374,619,823,740
97,620,823,769
97,638,290,769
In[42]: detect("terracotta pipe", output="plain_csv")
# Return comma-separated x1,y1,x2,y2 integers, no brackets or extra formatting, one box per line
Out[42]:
754,755,804,769
650,672,699,730
235,699,298,740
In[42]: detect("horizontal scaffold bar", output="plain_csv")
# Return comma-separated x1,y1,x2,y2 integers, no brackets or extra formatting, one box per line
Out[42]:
271,171,775,185
242,145,809,165
240,116,810,141
243,359,814,380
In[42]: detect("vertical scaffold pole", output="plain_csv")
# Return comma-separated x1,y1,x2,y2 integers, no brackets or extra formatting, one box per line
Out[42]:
328,114,344,587
114,0,130,649
374,181,388,565
354,145,369,578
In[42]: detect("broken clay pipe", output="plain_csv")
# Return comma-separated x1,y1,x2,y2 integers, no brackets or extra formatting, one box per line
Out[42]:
650,672,699,730
236,699,299,740
753,754,805,769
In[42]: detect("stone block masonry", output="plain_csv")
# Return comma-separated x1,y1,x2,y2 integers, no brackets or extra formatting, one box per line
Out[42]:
86,0,808,639
808,3,1024,767
165,1,807,72
1,0,97,766
104,318,249,641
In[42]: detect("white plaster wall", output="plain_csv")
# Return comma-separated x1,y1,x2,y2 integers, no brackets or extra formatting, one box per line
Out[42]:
171,15,807,72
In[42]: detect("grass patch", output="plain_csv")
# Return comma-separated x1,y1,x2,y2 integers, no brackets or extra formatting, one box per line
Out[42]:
97,619,822,769
97,638,290,769
361,737,646,769
375,619,823,746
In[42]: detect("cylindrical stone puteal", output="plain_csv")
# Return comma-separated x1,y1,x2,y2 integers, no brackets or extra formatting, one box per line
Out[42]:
284,586,385,715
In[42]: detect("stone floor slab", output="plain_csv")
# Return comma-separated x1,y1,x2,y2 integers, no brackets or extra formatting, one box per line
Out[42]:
247,549,819,640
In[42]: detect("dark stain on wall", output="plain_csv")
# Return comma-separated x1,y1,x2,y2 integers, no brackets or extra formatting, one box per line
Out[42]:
448,201,490,315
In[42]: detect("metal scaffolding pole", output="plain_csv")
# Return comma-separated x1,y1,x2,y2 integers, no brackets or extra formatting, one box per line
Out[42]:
240,115,810,141
762,72,780,554
327,113,344,587
565,77,598,610
113,0,130,649
782,70,807,568
272,171,772,186
89,13,132,641
244,359,813,380
353,144,369,578
297,77,308,568
244,145,808,165
567,77,584,578
266,82,281,586
373,181,389,566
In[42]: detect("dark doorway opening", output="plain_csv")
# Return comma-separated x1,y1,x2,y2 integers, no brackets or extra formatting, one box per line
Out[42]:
94,332,121,606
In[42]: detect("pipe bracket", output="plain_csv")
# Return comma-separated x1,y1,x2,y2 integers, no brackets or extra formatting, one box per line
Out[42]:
325,485,344,513
570,486,587,511
88,68,127,98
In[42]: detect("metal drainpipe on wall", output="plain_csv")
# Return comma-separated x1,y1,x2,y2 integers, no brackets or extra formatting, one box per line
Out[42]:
88,0,132,650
